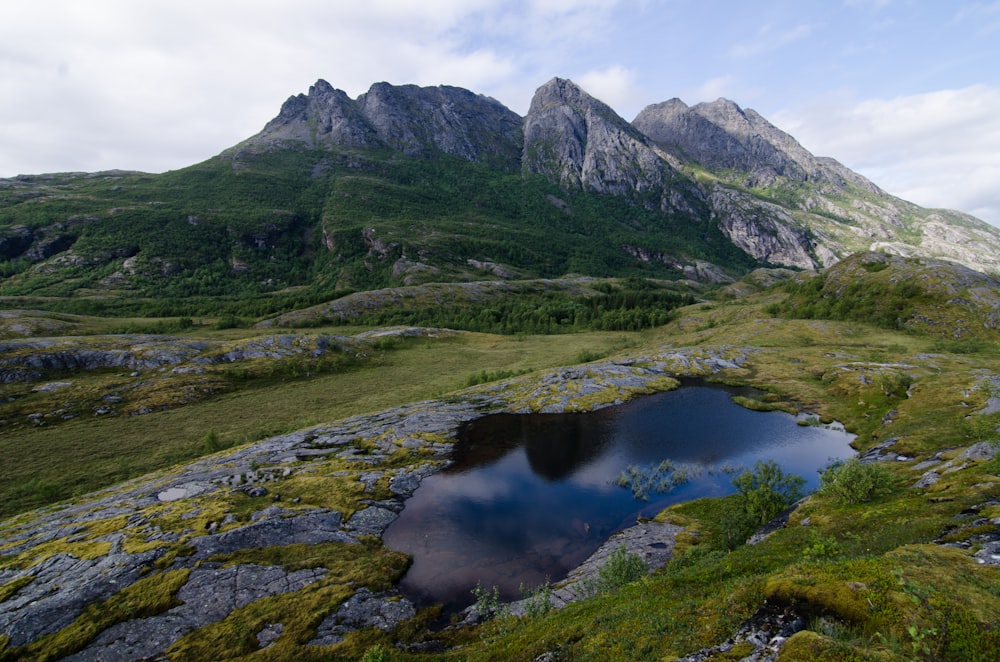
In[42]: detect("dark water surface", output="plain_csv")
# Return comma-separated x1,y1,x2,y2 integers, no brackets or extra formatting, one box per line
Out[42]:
382,384,855,613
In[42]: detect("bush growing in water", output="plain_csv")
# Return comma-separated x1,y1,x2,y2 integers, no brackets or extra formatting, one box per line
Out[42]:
612,459,703,500
819,458,894,504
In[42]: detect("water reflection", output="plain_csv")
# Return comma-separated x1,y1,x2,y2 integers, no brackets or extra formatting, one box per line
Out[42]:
383,384,855,614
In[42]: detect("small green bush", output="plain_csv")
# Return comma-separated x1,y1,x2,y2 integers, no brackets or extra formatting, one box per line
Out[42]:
596,545,649,592
360,644,391,662
818,458,894,504
732,460,806,526
520,580,553,617
202,430,222,453
718,505,761,551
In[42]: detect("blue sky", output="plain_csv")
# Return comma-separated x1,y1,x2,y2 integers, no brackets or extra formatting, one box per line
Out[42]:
2,0,998,225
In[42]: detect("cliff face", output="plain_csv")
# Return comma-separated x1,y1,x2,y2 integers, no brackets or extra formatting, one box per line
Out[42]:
631,95,1000,272
357,83,523,169
521,78,704,217
241,79,523,170
248,80,380,150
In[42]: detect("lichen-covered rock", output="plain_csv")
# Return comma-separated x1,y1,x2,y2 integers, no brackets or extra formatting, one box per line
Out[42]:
310,588,416,646
63,564,326,661
344,506,399,536
188,509,351,560
0,346,754,657
1,547,168,647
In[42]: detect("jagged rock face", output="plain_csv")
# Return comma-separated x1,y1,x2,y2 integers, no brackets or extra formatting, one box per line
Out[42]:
634,98,806,188
523,78,703,215
633,98,879,195
232,77,1000,276
357,83,523,168
709,186,820,269
243,80,523,169
249,79,379,150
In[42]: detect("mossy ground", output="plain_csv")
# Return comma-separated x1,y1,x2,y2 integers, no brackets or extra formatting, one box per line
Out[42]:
2,279,1000,660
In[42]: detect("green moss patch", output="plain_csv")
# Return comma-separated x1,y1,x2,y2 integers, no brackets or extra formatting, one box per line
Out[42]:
4,568,190,661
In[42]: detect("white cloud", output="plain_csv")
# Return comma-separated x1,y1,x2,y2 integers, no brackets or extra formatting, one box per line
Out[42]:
729,23,815,59
773,85,1000,225
577,65,643,115
2,0,997,234
0,0,634,175
693,76,736,103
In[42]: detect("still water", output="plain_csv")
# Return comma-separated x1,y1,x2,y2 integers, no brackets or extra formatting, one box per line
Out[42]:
382,384,855,613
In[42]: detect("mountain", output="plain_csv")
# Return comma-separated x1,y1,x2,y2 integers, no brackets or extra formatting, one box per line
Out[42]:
241,79,523,169
521,78,702,215
631,95,1000,273
2,77,999,305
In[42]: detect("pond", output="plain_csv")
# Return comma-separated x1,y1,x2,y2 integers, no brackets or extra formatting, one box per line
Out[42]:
382,383,856,615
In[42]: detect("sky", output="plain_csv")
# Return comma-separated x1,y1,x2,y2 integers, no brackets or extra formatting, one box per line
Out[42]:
2,0,998,225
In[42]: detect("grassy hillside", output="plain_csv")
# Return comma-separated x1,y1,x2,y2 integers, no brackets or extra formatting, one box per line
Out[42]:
776,251,1000,339
0,147,758,307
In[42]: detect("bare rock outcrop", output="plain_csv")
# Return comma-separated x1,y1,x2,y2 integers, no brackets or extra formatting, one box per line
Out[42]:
709,186,821,269
522,77,705,216
239,79,523,170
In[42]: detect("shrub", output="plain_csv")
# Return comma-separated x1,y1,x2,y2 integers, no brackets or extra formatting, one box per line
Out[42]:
203,430,224,453
360,644,391,662
732,460,806,526
818,459,894,504
596,545,649,591
519,580,553,617
718,505,761,551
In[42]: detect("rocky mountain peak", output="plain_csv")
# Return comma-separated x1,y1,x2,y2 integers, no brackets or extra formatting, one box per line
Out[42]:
242,79,379,151
239,80,522,168
528,77,600,113
211,76,1000,278
523,77,701,215
634,96,810,188
356,82,523,167
633,96,879,196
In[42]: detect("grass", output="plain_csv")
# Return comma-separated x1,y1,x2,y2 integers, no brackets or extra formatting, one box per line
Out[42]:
424,292,1000,660
0,328,647,518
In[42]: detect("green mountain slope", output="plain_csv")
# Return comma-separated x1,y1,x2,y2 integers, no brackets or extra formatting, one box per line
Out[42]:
0,147,756,306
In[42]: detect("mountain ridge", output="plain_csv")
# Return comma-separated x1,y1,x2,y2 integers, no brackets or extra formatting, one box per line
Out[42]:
2,76,999,303
165,75,1000,277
